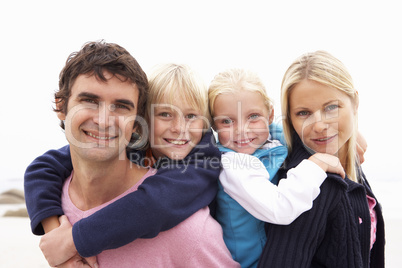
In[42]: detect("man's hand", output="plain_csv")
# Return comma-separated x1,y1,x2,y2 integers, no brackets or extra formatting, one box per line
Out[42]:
39,215,77,266
309,153,345,179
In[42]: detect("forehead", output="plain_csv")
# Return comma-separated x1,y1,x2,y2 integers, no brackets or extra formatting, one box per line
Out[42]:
214,91,267,113
71,73,139,100
290,80,350,108
154,94,201,111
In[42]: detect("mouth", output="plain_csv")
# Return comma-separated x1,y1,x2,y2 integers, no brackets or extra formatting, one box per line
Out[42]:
85,131,117,141
311,134,337,144
164,138,189,145
234,138,256,146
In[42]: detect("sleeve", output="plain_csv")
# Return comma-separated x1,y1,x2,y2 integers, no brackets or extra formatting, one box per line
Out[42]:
24,145,73,235
72,130,221,257
257,178,346,267
220,152,327,224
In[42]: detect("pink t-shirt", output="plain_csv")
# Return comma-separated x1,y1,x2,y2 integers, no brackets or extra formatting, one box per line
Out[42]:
62,169,239,268
366,195,377,249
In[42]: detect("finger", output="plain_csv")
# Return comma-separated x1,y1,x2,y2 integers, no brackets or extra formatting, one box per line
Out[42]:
58,215,69,225
84,256,98,268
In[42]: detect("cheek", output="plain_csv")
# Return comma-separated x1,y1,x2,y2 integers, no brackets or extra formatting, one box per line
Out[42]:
290,117,304,137
217,130,231,144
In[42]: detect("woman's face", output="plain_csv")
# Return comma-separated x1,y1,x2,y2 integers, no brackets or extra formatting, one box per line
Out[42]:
289,79,357,161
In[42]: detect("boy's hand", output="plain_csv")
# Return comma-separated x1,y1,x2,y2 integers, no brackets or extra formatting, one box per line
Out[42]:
309,153,345,179
57,253,97,268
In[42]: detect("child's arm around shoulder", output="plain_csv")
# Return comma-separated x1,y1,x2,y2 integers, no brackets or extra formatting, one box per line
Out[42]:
24,145,72,235
219,152,344,224
71,129,220,257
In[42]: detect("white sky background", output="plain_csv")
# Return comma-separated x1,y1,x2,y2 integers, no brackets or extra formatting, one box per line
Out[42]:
0,0,401,186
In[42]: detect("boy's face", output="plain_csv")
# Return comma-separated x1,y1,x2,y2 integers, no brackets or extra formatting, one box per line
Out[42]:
57,71,139,163
149,96,205,160
213,90,273,155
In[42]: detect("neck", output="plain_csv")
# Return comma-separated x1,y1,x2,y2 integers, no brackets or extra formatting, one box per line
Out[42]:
69,152,144,210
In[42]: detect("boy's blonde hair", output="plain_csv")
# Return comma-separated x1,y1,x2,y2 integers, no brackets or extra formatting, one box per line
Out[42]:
208,68,273,119
281,50,359,182
147,63,211,129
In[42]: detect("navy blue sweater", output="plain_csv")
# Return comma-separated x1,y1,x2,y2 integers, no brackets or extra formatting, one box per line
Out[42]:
24,129,221,257
257,135,385,268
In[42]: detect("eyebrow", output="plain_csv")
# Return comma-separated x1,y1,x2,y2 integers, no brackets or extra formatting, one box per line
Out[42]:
115,99,135,109
77,92,135,109
292,99,340,110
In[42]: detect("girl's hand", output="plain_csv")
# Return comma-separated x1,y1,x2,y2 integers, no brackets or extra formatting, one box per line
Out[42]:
309,153,345,179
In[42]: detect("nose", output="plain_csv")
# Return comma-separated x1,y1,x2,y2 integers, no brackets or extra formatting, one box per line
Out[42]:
234,121,249,137
93,103,114,129
170,117,185,133
311,111,329,133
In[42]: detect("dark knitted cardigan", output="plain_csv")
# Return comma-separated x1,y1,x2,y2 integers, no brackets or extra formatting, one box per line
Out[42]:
257,135,385,268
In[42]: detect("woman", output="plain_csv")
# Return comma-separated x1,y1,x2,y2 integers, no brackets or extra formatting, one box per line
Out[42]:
257,51,385,268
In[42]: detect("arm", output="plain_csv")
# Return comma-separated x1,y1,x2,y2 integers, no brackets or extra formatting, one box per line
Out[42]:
73,129,220,257
24,145,72,235
220,152,327,224
258,178,344,267
29,130,220,258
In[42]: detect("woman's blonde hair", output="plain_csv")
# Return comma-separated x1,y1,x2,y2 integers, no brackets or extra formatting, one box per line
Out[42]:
281,50,359,182
147,63,211,129
208,68,273,119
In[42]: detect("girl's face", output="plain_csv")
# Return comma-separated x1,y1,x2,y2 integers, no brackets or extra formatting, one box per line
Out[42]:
149,95,205,160
289,79,357,161
213,90,273,155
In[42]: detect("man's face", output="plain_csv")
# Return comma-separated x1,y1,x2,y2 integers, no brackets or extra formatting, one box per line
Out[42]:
58,71,139,163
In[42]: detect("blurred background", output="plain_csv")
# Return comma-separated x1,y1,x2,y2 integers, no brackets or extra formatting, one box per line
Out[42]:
0,0,400,266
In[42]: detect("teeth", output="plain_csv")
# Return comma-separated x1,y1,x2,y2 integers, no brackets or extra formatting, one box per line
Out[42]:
167,139,187,145
236,140,251,144
87,132,115,140
317,137,331,141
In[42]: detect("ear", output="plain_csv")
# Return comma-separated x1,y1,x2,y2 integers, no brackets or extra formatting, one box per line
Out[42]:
268,107,275,125
55,98,66,121
353,91,359,114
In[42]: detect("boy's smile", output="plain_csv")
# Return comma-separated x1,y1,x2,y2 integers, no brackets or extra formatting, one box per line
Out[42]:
150,97,205,160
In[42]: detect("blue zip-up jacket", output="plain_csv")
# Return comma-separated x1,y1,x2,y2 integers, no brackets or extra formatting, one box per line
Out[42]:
24,129,220,257
215,141,288,268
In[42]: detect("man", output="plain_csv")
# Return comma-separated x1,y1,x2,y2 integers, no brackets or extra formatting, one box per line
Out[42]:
24,41,229,267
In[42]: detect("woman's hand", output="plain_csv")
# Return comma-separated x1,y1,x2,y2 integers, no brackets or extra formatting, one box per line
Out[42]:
309,153,345,179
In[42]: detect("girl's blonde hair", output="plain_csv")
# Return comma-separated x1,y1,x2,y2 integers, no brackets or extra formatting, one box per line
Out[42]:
208,68,273,119
147,63,211,129
281,50,359,181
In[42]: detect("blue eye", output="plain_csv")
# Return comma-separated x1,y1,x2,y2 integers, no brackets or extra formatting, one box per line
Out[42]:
186,114,197,120
249,114,260,120
159,112,171,117
296,111,310,117
222,118,233,124
325,104,339,112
